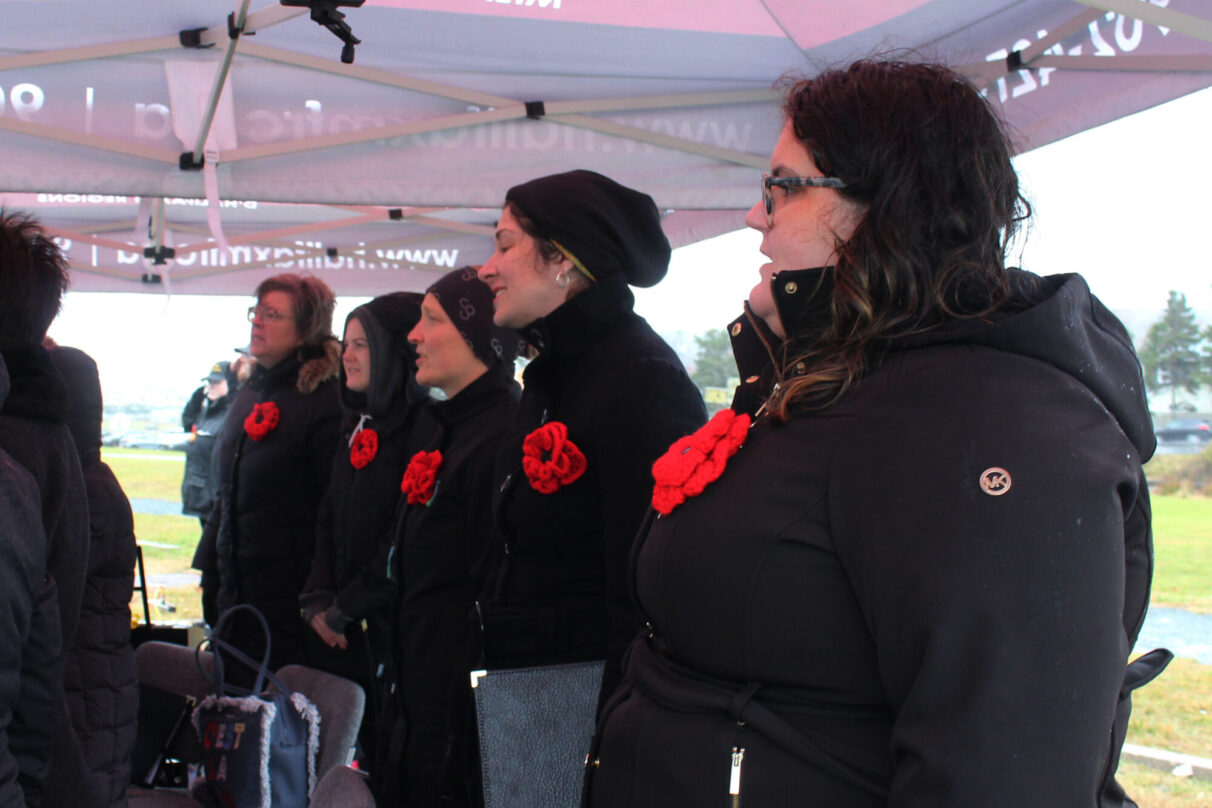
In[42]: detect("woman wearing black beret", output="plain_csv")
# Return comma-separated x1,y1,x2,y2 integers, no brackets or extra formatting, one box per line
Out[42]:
476,170,707,712
376,267,522,807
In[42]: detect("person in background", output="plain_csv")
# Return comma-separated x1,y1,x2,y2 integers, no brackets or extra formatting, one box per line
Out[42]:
0,209,92,808
585,59,1158,807
201,272,342,674
377,267,522,807
475,171,706,711
0,354,58,808
184,360,238,626
231,344,256,387
48,345,138,808
300,291,426,773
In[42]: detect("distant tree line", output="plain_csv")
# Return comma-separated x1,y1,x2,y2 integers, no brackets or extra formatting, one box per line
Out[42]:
690,291,1212,416
1139,290,1212,413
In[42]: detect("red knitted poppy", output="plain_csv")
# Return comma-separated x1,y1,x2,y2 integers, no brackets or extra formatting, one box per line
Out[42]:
521,421,587,494
243,401,280,441
401,450,443,505
651,409,750,515
350,428,379,469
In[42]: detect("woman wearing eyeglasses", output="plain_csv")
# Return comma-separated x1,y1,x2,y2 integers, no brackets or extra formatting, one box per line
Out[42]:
585,60,1158,807
199,273,343,675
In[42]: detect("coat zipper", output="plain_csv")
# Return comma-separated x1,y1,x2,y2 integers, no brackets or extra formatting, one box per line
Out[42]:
729,746,745,808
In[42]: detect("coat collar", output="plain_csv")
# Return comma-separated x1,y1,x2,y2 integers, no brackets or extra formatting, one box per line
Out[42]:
521,273,636,360
0,344,69,423
431,362,519,426
727,267,834,414
250,339,340,396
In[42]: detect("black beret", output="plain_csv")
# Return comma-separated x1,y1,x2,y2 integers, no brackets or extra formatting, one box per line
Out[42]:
505,169,671,288
427,267,522,366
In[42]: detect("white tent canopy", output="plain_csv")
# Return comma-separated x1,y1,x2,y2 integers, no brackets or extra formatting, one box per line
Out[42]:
1,0,1209,294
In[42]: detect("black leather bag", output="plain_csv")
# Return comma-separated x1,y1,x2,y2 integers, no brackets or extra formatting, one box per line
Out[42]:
130,684,202,787
190,604,321,808
471,660,604,808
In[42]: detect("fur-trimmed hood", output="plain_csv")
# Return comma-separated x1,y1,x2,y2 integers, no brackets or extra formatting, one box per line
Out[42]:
296,339,341,395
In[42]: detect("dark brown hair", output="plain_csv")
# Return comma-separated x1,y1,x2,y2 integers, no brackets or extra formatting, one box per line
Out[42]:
769,59,1030,418
504,202,567,267
254,273,336,350
0,209,70,350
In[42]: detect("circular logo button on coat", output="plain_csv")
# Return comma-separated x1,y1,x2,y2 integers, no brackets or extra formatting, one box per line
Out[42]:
979,467,1012,496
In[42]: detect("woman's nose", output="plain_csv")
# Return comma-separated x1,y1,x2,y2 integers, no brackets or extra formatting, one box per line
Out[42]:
744,200,768,232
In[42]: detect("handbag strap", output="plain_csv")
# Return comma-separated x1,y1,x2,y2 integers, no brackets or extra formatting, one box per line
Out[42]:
197,604,289,697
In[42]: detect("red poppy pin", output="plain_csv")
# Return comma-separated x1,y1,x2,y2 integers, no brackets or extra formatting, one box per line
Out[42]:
522,421,587,494
350,428,379,469
401,450,443,505
243,401,280,441
651,409,751,516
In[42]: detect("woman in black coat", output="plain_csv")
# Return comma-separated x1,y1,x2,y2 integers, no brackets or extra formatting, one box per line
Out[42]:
49,345,138,808
202,272,342,673
377,267,523,807
475,171,706,710
585,60,1160,808
299,291,425,770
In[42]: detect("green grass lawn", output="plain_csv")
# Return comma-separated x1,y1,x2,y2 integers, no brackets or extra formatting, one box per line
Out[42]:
1149,495,1212,615
104,448,186,501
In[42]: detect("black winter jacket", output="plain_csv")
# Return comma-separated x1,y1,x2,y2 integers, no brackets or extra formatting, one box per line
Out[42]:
181,393,231,519
383,363,520,807
49,347,138,808
204,344,342,670
301,294,426,670
0,345,89,808
481,274,705,707
588,269,1158,808
0,356,59,808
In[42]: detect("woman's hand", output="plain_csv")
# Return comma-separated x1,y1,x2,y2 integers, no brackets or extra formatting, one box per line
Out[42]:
310,612,348,649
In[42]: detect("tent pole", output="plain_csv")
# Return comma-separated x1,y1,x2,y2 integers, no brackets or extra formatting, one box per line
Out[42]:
189,0,252,167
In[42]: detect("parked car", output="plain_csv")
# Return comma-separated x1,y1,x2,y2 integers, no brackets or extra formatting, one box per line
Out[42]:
1155,418,1212,444
117,431,192,451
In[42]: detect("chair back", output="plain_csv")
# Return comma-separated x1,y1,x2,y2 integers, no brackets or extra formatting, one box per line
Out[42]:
274,664,366,782
134,640,214,700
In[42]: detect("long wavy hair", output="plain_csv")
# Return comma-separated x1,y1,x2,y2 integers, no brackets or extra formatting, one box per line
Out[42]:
767,59,1031,419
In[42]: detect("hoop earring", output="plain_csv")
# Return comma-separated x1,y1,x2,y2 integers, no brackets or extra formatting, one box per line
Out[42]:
555,270,571,289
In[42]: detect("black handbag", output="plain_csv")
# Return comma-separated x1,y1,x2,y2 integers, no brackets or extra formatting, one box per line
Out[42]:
130,684,202,787
471,660,604,808
190,604,321,808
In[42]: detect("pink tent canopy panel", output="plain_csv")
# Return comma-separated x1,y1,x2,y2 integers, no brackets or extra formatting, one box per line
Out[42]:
1,0,1209,294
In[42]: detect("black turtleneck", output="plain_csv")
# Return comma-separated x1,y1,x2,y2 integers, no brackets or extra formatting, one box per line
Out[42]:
481,273,706,711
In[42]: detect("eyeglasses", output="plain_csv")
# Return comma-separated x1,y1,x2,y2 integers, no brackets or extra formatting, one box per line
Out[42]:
247,305,290,323
761,172,847,227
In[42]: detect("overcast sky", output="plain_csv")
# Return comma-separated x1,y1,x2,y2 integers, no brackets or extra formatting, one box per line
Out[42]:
47,85,1212,410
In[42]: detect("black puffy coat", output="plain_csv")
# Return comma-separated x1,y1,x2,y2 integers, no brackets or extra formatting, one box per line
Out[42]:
0,355,59,808
381,363,520,807
49,346,138,808
587,269,1158,808
0,344,90,808
480,274,706,708
205,343,342,671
